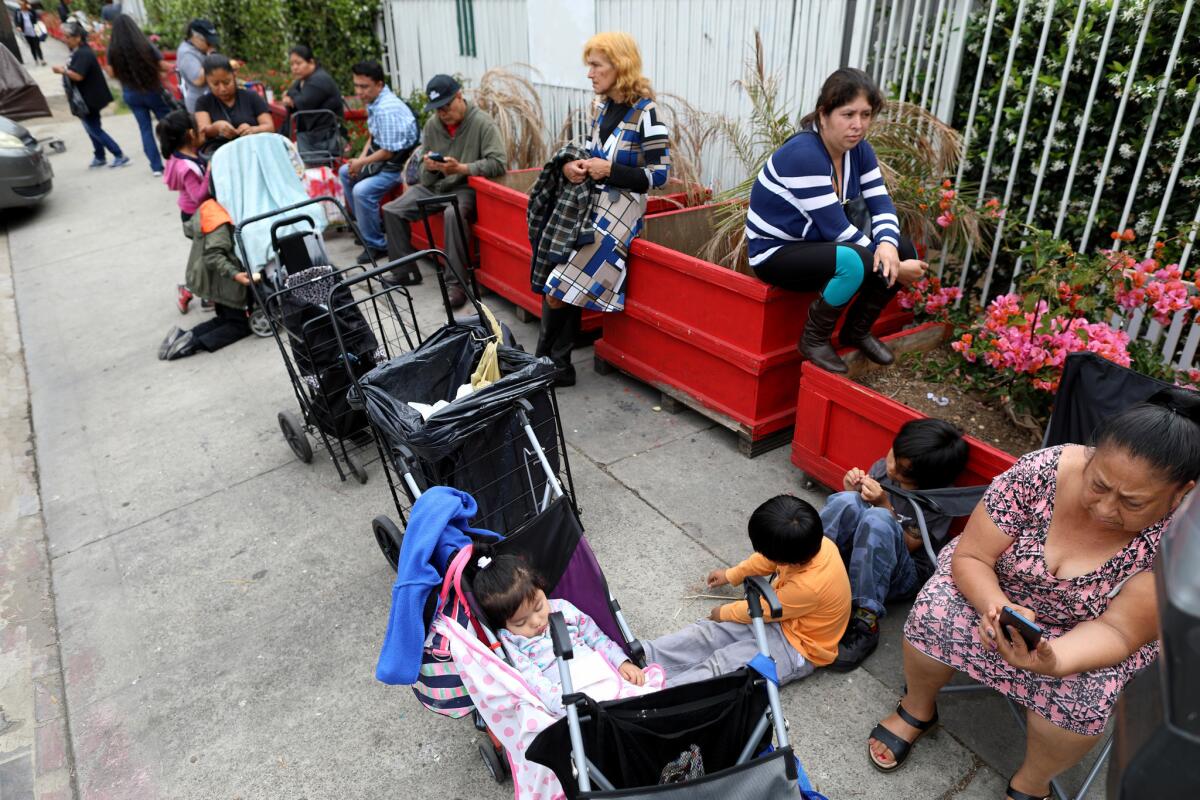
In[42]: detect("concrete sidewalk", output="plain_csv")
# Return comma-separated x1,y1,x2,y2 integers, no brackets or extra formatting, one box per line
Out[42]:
0,54,1105,799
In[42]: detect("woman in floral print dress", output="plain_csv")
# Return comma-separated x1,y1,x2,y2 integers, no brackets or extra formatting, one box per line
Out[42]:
866,389,1200,800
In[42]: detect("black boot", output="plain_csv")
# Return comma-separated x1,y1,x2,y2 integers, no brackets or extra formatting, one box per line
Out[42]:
839,285,896,365
535,298,580,387
800,296,848,373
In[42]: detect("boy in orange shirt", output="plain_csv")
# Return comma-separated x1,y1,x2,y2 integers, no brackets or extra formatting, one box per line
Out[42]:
643,495,852,686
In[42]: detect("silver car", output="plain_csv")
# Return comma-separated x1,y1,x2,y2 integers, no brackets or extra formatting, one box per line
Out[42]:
0,115,53,208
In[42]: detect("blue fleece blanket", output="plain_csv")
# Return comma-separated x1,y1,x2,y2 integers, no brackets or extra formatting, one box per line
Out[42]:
209,133,326,270
376,487,503,685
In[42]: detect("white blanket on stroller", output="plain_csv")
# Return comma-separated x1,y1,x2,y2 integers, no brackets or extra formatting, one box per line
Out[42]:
435,614,666,799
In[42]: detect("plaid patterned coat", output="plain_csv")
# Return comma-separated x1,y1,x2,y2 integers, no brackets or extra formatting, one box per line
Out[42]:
543,97,671,312
527,143,595,293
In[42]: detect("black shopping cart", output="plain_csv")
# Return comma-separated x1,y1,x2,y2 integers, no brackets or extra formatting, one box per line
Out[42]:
329,248,577,564
235,196,423,484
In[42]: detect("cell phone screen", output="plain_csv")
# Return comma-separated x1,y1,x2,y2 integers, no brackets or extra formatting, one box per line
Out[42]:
999,606,1042,649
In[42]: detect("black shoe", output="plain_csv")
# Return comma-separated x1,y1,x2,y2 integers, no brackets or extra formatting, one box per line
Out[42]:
158,326,183,360
829,608,880,672
799,297,848,373
389,264,423,286
164,330,197,361
535,297,582,387
356,248,387,265
446,285,468,310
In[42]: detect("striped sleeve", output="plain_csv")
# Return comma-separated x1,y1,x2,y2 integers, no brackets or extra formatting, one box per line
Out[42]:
637,101,671,189
857,142,900,249
759,141,872,250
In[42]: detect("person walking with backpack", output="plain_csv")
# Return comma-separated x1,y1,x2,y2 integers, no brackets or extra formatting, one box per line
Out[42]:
13,1,45,67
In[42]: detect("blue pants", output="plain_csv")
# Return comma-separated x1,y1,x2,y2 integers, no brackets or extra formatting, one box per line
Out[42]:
338,164,404,250
123,88,171,172
820,491,919,617
80,111,124,162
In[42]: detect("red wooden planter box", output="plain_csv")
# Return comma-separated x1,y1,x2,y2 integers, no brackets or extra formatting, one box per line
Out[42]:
469,170,704,332
593,204,912,456
790,322,1018,489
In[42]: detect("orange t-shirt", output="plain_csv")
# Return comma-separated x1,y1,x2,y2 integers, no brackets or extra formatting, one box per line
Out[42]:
717,538,852,667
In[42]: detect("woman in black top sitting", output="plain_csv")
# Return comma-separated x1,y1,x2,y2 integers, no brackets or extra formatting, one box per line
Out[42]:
53,20,129,169
282,45,344,163
193,54,274,146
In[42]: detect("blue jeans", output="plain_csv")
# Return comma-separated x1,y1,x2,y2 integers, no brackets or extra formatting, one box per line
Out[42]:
338,164,404,250
123,88,171,172
80,111,124,162
820,491,920,617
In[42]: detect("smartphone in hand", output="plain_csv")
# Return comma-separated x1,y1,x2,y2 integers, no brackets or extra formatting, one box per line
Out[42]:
999,606,1042,649
427,152,447,162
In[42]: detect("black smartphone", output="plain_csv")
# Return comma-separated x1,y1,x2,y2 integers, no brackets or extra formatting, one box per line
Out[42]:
427,152,446,162
999,606,1042,649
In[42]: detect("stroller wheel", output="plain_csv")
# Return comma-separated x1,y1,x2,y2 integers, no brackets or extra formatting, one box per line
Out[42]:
345,453,368,484
372,515,402,571
479,742,509,784
249,308,273,338
277,411,313,464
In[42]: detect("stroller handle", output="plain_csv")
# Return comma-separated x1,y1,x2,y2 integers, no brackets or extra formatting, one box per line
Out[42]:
743,575,783,620
414,193,487,326
269,213,318,252
549,611,574,661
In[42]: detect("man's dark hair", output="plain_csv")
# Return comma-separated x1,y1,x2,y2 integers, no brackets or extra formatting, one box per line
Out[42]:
202,53,233,76
892,419,969,490
351,60,385,84
465,545,547,630
1092,387,1200,486
289,45,315,62
747,495,823,565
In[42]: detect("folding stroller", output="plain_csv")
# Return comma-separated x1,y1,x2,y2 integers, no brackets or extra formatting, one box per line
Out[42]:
391,481,810,799
234,194,422,484
329,250,576,563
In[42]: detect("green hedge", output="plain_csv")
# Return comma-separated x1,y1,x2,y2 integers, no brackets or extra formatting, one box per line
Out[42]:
143,0,381,87
953,0,1198,250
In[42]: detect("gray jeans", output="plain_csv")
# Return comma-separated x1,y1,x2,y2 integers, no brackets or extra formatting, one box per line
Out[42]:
381,184,475,287
643,620,815,688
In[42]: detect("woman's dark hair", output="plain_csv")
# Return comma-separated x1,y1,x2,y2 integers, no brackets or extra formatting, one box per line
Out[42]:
1092,387,1200,486
155,109,197,158
108,15,162,94
289,45,315,62
799,67,886,130
893,418,970,490
202,53,234,76
466,545,546,629
351,60,385,84
747,495,823,565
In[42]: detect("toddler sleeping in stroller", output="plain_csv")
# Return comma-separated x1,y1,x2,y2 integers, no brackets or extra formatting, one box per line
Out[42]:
468,545,647,716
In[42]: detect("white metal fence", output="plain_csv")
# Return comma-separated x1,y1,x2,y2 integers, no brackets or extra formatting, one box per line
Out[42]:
862,0,1200,372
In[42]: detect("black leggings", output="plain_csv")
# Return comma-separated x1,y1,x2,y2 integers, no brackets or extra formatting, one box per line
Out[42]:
752,237,917,306
24,36,43,62
191,303,250,352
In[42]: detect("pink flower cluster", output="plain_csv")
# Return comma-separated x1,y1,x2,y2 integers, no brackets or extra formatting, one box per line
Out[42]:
897,277,962,321
951,294,1131,393
1107,251,1195,325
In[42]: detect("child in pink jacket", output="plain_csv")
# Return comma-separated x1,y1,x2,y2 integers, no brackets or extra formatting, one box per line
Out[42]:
158,109,210,313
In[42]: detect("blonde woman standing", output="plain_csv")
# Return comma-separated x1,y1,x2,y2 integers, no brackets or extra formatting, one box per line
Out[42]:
534,31,671,386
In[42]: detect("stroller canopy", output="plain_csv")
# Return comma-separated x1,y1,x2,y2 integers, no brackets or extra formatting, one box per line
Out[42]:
0,47,51,120
211,134,326,269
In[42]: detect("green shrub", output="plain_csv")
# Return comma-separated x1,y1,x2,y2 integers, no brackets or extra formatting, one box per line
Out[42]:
952,0,1199,251
143,0,380,88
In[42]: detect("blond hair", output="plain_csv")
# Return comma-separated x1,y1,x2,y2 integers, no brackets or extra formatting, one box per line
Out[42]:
582,31,654,105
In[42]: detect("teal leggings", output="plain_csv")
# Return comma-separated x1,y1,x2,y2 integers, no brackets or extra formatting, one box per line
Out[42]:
752,239,916,306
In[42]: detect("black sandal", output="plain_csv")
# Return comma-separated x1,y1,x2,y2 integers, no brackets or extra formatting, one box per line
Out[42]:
1005,783,1050,800
867,700,939,772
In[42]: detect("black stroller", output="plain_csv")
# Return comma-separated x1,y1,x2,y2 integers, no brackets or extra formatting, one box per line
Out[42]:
235,195,423,483
328,249,577,562
391,480,810,798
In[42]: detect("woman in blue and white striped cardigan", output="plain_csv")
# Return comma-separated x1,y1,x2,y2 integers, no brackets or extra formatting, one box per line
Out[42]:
747,69,927,374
